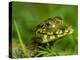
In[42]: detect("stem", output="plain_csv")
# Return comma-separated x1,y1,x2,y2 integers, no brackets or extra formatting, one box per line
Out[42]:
14,20,30,57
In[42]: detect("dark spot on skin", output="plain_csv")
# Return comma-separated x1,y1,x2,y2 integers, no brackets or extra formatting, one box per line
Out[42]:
38,24,44,28
37,31,40,33
46,22,50,26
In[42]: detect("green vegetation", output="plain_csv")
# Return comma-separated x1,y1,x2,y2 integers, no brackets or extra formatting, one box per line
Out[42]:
10,2,78,58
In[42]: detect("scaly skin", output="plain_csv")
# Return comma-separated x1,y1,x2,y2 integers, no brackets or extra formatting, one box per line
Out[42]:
33,16,73,43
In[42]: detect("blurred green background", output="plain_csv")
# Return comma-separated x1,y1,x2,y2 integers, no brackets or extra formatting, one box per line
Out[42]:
11,1,78,58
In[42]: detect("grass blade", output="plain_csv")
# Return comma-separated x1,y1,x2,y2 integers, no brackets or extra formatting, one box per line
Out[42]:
14,20,30,58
